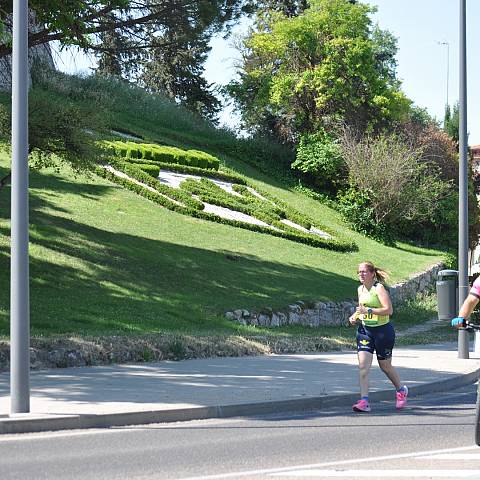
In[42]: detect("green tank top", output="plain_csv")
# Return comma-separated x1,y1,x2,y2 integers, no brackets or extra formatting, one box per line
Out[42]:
358,282,390,327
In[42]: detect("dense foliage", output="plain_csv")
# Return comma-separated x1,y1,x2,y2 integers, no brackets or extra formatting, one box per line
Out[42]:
291,129,346,193
444,102,459,144
0,1,256,120
338,128,461,246
0,68,108,174
0,1,252,58
105,140,221,170
226,0,410,143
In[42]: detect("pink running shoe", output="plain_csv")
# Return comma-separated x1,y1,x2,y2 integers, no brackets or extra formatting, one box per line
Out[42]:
352,399,371,412
396,386,408,409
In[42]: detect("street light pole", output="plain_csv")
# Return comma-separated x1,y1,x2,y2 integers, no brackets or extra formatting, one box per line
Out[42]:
438,41,450,108
10,0,30,413
458,0,469,359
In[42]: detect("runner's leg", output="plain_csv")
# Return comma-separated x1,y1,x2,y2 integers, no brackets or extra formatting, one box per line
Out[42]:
358,351,373,397
378,357,401,390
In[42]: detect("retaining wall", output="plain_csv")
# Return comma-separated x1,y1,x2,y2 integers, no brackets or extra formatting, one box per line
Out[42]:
225,262,444,328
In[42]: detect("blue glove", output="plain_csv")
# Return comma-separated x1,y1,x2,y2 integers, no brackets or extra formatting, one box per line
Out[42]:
451,317,465,327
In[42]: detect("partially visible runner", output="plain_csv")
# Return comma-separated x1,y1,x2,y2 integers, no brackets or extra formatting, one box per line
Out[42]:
348,261,408,412
451,276,480,327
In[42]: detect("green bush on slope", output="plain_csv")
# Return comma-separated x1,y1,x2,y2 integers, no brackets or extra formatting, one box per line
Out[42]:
103,140,220,170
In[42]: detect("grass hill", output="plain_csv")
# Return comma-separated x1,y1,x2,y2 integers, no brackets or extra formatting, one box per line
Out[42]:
0,72,447,359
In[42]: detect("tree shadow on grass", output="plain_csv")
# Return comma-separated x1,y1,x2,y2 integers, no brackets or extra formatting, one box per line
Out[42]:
0,211,358,335
0,172,358,336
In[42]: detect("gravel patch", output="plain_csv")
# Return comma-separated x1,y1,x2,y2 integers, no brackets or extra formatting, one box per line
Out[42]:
111,130,143,141
202,203,275,227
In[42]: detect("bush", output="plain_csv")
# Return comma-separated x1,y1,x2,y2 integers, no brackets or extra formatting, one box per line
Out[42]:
400,120,458,182
337,187,392,243
126,143,142,159
140,145,153,160
291,130,346,193
137,164,160,178
187,149,220,170
107,141,221,171
0,87,107,172
340,130,451,243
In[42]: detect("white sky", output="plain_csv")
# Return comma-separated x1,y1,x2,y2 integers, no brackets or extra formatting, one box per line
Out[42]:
55,0,480,145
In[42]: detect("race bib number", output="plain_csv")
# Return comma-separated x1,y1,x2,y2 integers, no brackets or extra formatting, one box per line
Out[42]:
361,313,380,325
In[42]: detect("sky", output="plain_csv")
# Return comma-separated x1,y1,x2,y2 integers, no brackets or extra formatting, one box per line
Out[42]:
56,0,480,145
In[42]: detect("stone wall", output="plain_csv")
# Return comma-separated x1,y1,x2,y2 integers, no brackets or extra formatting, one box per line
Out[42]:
0,12,55,91
226,261,444,328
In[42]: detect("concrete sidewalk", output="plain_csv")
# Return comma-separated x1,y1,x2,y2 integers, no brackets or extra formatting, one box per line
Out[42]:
0,342,479,434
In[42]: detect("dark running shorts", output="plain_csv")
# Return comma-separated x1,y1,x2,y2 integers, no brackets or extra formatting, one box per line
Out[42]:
356,322,395,360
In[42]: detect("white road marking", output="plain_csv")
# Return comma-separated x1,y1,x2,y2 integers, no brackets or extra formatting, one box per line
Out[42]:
0,417,246,442
421,453,480,460
272,470,480,478
0,428,122,442
176,445,478,480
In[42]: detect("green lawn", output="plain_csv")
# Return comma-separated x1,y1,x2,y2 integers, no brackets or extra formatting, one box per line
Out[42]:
0,73,447,340
0,147,444,337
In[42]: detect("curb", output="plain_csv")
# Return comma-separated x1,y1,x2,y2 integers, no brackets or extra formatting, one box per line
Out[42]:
1,367,479,435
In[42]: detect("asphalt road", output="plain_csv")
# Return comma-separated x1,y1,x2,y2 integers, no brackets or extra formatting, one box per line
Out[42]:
0,385,479,480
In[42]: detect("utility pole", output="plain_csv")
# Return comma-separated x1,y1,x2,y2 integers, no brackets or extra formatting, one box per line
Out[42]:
438,41,450,108
10,0,30,413
458,0,469,359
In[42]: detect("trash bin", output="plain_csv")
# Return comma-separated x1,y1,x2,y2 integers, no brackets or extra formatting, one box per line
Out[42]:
436,269,459,320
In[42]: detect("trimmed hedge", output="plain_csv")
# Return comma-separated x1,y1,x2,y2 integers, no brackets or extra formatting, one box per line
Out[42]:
181,178,325,237
233,184,314,231
120,156,247,184
103,140,220,170
137,164,160,178
106,158,204,210
181,178,279,225
96,164,356,251
96,166,190,214
94,158,357,252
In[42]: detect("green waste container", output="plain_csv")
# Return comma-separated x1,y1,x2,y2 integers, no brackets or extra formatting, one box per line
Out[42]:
436,269,459,320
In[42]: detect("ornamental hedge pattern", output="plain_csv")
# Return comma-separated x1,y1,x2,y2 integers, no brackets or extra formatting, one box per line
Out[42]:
95,154,357,252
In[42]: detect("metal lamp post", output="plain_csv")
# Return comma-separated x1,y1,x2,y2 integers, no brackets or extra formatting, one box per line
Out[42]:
10,0,30,413
458,0,469,359
438,40,450,109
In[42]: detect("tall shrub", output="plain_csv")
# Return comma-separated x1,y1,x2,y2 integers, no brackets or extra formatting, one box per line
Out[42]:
340,130,453,244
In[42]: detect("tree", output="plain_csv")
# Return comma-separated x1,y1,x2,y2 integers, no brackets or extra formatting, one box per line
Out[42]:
255,0,309,17
0,67,109,191
0,2,255,121
254,0,357,18
444,102,459,144
226,0,410,143
0,1,254,59
138,2,222,121
96,28,124,78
